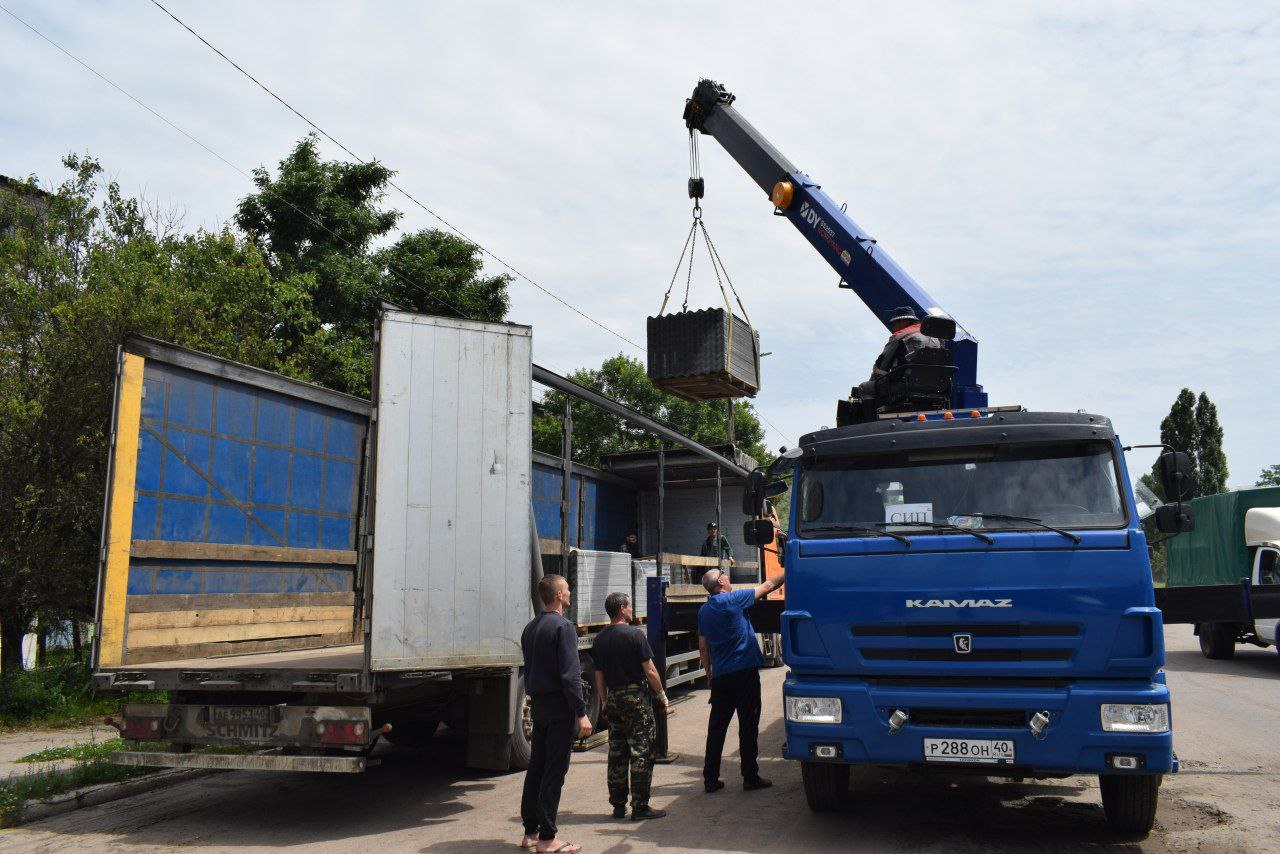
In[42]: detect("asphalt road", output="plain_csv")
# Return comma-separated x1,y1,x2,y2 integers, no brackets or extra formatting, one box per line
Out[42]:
3,627,1277,853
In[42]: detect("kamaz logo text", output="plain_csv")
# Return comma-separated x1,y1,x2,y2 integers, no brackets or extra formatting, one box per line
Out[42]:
905,598,1014,608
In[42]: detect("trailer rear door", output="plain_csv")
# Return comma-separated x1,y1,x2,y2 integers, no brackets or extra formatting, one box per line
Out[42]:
94,338,371,668
368,312,532,670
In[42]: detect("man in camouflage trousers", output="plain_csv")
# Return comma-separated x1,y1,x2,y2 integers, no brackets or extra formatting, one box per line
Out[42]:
591,591,669,820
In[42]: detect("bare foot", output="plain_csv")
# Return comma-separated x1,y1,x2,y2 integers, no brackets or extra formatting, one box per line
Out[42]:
518,834,538,849
535,840,582,853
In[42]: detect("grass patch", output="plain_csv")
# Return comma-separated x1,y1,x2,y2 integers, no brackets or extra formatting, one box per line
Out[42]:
0,653,166,731
0,758,155,826
17,738,126,764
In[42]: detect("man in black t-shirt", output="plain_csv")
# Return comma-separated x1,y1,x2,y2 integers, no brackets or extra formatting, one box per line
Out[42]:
591,592,669,821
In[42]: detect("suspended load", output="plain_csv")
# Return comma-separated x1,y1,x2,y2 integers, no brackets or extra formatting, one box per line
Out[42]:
648,133,761,402
647,307,759,402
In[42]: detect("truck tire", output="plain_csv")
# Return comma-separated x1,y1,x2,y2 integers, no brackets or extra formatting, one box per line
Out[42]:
1197,623,1236,660
510,674,532,771
580,657,602,731
1099,773,1161,835
800,761,849,812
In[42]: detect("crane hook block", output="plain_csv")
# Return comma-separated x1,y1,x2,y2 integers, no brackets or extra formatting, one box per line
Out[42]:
688,177,705,200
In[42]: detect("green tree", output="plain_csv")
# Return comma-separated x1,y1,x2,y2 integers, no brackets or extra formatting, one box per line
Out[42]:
0,156,320,672
532,354,769,468
235,135,510,395
1195,392,1228,495
1258,465,1280,487
1141,387,1229,501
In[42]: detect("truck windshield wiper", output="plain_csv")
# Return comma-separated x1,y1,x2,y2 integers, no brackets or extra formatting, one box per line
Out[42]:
877,521,994,545
802,524,912,547
957,512,1081,545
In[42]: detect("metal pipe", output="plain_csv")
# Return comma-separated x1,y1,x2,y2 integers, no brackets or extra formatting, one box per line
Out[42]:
532,364,749,478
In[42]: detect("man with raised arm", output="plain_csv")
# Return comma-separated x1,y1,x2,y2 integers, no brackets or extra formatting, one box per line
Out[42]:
698,566,785,793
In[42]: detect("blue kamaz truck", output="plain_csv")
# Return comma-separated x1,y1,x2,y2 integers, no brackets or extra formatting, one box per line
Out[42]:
682,79,1199,834
742,411,1188,834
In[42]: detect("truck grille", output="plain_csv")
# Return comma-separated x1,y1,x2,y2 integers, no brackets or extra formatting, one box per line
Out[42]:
852,622,1081,664
909,707,1027,728
860,648,1072,662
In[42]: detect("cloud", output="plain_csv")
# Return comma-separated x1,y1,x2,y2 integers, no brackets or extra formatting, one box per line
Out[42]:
3,0,1276,481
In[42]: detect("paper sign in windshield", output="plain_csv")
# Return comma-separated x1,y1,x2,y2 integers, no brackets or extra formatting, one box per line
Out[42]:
886,502,933,527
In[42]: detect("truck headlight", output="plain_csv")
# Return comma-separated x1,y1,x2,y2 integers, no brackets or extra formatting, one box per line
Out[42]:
786,696,842,724
1100,703,1169,733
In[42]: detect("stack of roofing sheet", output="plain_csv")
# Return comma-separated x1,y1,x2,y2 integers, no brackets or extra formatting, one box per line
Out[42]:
632,560,659,619
571,549,634,626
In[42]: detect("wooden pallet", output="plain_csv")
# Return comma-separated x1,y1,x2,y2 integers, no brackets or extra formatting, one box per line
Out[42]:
651,371,758,402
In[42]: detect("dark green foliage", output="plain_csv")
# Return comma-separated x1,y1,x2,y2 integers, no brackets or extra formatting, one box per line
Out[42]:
532,354,768,468
234,135,510,395
1142,388,1229,501
1259,465,1280,487
1195,392,1228,496
0,653,164,729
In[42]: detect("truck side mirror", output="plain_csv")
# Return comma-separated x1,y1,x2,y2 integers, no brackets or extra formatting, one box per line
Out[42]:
1154,503,1195,534
1158,451,1195,501
744,518,775,546
742,471,765,516
920,315,957,341
765,479,788,499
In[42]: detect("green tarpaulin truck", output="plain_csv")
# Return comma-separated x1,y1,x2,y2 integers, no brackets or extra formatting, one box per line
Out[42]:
1164,487,1280,659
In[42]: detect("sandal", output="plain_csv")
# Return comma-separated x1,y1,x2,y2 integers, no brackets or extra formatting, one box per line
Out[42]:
539,844,582,853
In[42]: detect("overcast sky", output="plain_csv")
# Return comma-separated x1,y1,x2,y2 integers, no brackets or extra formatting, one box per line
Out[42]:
3,1,1277,485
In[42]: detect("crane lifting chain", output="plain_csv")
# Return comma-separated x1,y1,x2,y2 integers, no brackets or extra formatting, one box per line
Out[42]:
657,130,752,328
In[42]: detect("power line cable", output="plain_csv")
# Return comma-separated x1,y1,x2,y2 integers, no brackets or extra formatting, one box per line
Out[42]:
146,0,644,354
0,1,570,378
147,0,793,447
2,1,793,448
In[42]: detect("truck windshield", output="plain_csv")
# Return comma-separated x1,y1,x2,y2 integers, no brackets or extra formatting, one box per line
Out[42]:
797,441,1126,536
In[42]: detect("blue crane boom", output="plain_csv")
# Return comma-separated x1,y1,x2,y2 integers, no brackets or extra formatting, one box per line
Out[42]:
684,79,988,410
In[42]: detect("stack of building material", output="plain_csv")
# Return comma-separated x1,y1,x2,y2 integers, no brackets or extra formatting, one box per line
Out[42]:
571,549,634,626
646,308,760,401
632,560,659,619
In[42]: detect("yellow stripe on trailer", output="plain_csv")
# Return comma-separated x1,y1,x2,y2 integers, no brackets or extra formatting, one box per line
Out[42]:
98,352,144,668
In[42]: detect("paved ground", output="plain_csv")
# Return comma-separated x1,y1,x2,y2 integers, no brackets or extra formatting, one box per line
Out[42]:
0,725,117,781
1,627,1277,852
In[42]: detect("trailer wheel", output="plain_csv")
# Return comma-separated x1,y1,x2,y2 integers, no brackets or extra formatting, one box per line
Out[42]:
509,675,533,771
800,761,849,811
1099,773,1160,835
1197,623,1236,660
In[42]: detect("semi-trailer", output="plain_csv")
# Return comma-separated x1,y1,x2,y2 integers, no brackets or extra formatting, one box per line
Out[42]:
92,310,739,773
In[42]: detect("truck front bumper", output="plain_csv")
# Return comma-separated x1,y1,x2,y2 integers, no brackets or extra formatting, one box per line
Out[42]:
782,676,1175,775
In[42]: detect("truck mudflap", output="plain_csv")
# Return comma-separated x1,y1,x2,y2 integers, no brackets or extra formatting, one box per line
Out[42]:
781,677,1175,776
107,703,387,753
110,751,368,773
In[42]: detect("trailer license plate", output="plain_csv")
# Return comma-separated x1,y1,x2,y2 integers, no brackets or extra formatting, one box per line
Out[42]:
923,738,1015,765
205,706,276,740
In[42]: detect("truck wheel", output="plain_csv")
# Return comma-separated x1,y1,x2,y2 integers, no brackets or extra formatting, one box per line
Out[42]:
509,676,533,770
580,657,602,731
800,761,849,811
1099,773,1160,835
1197,623,1236,660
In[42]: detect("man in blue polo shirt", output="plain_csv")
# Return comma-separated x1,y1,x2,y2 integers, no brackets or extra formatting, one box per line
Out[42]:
697,566,785,793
